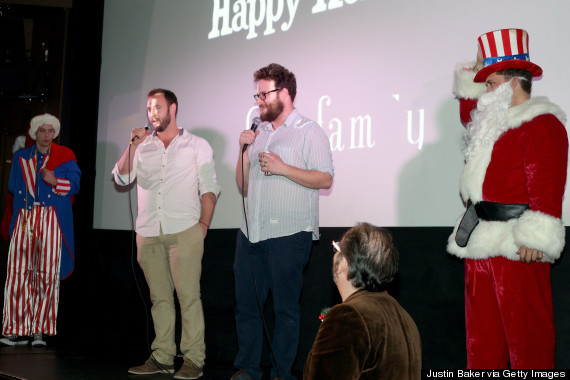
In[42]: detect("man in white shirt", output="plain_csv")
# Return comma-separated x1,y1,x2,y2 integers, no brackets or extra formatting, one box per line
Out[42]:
113,88,220,380
233,64,334,380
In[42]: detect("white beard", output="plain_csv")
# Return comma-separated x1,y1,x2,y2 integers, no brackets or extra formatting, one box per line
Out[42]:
462,80,513,161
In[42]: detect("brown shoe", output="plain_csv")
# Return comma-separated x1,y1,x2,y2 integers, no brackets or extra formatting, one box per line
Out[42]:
174,358,203,379
231,369,252,380
127,356,175,375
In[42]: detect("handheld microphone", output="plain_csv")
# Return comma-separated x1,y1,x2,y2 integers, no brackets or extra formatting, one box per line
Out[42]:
242,117,261,153
130,123,152,144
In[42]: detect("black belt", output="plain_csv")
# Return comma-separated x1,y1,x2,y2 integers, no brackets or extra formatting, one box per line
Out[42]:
455,201,529,247
474,201,530,221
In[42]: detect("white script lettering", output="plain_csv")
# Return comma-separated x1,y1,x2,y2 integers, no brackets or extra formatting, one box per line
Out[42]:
317,95,375,151
407,109,424,150
209,0,299,40
312,0,360,14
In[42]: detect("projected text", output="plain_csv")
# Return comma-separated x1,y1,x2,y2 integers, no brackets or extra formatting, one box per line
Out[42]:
317,95,375,152
208,0,300,39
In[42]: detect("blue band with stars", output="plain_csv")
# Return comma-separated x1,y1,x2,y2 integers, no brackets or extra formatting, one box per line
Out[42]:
483,53,530,67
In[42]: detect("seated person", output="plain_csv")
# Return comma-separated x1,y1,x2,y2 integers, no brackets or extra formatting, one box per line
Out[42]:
303,222,422,380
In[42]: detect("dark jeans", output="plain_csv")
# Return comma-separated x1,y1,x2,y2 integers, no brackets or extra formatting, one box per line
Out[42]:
233,230,312,380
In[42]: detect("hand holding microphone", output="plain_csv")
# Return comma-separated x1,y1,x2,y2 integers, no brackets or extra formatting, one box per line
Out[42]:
130,123,152,144
241,117,261,153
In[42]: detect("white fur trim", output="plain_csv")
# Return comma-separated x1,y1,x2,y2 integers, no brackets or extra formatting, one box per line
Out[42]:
453,61,486,99
460,97,566,201
508,96,566,127
12,136,26,153
29,113,60,140
448,217,519,260
448,210,564,263
513,210,565,261
459,134,492,203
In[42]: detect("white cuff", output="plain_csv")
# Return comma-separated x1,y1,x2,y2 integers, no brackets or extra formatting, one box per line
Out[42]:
453,61,486,99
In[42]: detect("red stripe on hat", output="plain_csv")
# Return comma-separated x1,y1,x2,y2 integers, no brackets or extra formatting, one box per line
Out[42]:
486,32,498,58
477,36,485,58
477,37,485,58
516,29,524,55
501,29,512,56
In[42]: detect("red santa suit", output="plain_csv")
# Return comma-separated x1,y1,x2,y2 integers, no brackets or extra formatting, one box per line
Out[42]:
447,62,568,369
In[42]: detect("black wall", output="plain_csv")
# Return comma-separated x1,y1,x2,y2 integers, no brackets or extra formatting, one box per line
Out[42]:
55,227,570,370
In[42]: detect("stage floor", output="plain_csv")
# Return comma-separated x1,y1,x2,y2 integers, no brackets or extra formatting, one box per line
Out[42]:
0,341,235,380
0,338,303,380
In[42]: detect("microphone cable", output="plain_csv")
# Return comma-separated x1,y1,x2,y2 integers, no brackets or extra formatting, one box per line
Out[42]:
240,145,281,379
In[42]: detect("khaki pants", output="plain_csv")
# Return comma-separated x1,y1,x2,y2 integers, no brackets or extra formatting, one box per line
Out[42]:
136,223,205,366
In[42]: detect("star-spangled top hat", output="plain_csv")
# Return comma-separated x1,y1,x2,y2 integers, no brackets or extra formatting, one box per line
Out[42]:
474,28,542,83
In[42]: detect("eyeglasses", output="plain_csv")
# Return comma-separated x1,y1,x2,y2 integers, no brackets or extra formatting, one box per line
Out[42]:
332,241,341,253
253,88,282,101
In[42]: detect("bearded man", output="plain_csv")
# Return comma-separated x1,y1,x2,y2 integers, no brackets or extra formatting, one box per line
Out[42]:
232,63,334,380
114,88,220,379
447,29,568,369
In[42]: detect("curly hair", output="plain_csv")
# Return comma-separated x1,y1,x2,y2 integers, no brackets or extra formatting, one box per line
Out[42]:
339,223,399,292
254,63,297,102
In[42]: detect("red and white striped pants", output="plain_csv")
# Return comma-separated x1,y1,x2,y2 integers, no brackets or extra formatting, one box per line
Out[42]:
2,205,62,336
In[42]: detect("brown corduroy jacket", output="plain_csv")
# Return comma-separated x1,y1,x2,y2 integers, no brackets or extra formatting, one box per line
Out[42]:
303,290,422,380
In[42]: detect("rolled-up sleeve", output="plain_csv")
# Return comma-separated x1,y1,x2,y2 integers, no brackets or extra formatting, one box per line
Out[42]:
112,152,138,186
196,139,221,197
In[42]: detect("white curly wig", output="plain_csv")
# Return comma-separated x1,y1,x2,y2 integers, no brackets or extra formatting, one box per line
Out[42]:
29,113,60,140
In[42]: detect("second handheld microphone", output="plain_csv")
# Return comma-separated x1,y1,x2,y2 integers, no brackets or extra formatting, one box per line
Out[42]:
242,117,261,153
130,123,153,144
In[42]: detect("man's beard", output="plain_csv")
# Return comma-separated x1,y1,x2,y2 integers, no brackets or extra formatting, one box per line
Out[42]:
153,114,171,132
462,81,513,160
260,98,284,122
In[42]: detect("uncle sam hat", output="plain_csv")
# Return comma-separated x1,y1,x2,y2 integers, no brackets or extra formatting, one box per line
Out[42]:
474,28,542,83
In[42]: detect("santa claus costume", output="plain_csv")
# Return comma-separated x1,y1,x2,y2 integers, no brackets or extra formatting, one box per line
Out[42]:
447,29,568,369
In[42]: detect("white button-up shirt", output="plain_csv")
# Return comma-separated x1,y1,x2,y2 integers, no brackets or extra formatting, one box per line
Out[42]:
113,128,220,237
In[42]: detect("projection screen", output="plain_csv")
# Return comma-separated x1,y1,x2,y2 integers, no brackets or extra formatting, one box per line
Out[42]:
94,0,570,229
